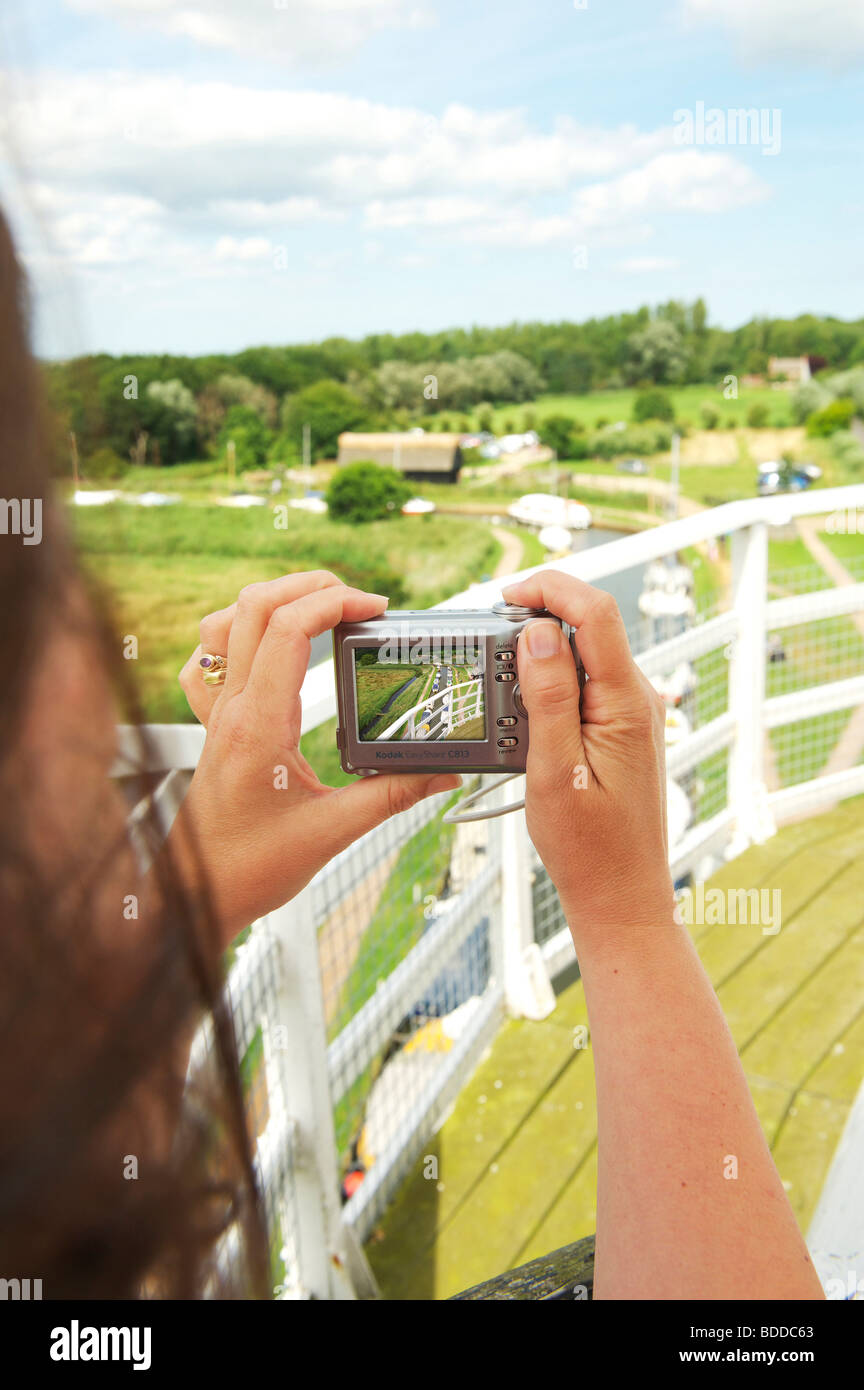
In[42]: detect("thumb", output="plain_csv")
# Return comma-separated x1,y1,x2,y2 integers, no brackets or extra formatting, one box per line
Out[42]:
325,770,462,848
517,620,588,792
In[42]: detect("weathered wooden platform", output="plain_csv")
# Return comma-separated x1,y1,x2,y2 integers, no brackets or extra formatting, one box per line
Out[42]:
365,798,864,1300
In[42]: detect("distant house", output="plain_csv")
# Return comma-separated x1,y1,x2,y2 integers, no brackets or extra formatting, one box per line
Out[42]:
768,356,812,386
337,432,463,482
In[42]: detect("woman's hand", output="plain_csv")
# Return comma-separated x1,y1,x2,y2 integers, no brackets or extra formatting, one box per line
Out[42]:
173,571,460,945
501,571,676,954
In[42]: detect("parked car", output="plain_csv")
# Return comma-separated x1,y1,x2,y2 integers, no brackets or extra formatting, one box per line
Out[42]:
617,458,648,475
757,466,812,496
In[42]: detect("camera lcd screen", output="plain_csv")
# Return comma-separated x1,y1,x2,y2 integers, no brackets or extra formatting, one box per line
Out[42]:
353,644,486,742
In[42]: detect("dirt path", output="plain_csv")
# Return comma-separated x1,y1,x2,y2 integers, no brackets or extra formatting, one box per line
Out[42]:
491,525,525,579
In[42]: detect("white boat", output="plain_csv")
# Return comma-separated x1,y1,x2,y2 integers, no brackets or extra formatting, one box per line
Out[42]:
217,494,267,508
130,491,179,507
537,524,573,553
507,493,592,531
401,497,437,516
288,496,328,514
639,588,695,619
72,489,121,506
664,707,691,746
650,662,697,707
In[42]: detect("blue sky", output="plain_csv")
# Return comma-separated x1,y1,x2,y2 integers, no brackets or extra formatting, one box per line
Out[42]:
2,0,863,359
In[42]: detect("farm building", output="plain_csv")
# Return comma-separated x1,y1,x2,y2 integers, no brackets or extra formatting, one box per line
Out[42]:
337,432,463,481
768,355,811,385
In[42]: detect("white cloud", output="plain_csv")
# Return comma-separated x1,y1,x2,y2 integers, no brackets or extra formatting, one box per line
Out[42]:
571,151,768,233
9,74,770,274
65,0,431,65
618,256,680,273
681,0,864,69
212,235,273,262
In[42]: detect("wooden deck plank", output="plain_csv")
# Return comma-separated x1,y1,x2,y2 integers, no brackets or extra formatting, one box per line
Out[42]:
366,801,864,1299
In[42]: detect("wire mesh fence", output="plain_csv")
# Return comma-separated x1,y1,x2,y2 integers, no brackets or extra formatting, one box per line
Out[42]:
140,492,864,1297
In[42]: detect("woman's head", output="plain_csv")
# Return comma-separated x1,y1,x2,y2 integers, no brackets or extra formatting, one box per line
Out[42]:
0,205,270,1298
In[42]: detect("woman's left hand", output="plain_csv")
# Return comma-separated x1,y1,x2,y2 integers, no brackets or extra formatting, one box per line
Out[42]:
174,571,459,945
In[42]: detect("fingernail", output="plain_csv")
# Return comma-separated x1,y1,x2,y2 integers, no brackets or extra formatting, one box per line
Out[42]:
524,621,563,658
368,592,389,605
426,774,462,795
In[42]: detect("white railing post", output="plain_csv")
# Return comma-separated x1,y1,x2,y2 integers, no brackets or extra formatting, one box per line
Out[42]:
728,520,776,852
493,786,555,1020
263,886,378,1300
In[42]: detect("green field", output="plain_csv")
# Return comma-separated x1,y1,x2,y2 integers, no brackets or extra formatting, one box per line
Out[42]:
472,383,795,433
356,663,425,738
71,502,502,722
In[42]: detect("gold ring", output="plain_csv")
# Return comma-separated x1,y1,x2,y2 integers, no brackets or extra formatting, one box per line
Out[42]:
200,653,227,686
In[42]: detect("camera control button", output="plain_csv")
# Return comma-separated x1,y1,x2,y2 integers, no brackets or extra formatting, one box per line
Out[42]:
495,649,515,661
497,737,518,748
496,715,517,727
495,671,515,682
513,683,528,718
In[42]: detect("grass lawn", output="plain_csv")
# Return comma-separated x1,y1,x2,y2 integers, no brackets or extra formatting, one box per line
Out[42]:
470,384,795,434
71,501,502,721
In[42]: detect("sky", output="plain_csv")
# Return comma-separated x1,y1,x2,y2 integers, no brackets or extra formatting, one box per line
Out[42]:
1,0,863,360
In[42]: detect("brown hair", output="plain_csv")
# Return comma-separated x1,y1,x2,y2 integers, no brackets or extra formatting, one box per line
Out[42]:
0,207,271,1299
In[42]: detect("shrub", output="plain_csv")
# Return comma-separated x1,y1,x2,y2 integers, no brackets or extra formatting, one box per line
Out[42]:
589,422,672,459
325,460,413,523
791,379,832,424
700,403,720,430
632,389,675,424
539,414,578,457
826,368,864,414
83,447,128,482
746,402,770,428
806,398,856,438
830,430,864,474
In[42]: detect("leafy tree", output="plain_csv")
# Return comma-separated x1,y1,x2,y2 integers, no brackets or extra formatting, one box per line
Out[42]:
141,379,198,463
218,405,273,470
325,461,412,523
632,389,675,423
626,320,689,385
700,402,720,430
806,398,856,437
281,381,368,461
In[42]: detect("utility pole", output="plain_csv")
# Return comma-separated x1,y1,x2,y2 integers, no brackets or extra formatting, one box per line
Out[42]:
669,431,680,521
302,422,311,474
69,430,79,489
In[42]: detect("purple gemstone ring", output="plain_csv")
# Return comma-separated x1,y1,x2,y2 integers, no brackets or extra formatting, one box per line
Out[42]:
199,652,227,686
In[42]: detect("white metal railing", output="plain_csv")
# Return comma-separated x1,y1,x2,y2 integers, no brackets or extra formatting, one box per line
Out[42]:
118,482,864,1299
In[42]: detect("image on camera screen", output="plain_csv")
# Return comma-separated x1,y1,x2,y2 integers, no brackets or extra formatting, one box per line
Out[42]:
354,645,486,742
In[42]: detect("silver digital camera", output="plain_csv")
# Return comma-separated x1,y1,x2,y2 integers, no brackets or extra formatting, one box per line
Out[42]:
334,600,585,775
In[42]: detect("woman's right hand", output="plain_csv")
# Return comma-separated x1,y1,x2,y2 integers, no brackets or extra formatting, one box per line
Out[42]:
501,572,676,955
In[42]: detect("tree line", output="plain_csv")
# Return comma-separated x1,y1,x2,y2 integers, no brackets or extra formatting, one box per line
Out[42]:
46,299,864,473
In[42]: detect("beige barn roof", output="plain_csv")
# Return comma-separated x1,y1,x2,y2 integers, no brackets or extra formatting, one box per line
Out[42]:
338,433,463,449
